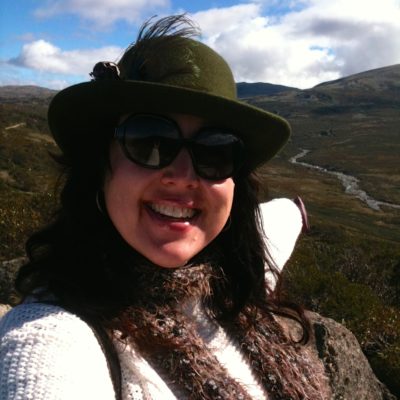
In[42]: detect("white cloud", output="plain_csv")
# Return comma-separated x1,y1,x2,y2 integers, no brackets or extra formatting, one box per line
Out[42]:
0,60,68,89
282,0,400,77
10,40,123,76
192,4,263,37
192,0,400,88
34,0,170,27
8,0,400,89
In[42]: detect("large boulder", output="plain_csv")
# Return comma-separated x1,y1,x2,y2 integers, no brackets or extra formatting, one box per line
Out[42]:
278,312,396,399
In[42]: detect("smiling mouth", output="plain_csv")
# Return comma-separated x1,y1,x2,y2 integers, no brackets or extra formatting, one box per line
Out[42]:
147,203,199,220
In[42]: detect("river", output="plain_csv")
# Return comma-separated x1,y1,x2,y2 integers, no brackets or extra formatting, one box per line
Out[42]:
289,150,400,211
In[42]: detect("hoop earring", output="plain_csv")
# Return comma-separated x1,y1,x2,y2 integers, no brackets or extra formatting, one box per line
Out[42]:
96,190,105,214
222,215,232,232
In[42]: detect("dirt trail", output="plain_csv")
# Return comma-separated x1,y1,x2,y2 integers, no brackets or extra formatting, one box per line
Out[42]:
5,122,26,130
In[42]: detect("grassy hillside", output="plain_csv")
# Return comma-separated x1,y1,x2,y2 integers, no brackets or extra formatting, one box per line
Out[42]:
236,81,298,98
254,65,400,396
0,95,58,260
0,68,399,395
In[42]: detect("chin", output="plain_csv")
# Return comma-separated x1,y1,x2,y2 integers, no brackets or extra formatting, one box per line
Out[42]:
146,253,192,269
140,241,206,269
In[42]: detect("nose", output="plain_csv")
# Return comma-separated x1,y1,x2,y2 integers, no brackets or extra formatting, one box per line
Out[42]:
160,148,200,188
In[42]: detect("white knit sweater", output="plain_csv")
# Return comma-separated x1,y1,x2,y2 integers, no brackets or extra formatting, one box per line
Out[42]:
0,199,304,399
0,301,269,400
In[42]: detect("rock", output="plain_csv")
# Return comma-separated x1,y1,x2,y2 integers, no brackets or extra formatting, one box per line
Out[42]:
0,257,26,304
310,312,396,399
277,312,396,399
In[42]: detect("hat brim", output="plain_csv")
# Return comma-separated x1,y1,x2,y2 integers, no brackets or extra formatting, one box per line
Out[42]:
48,80,290,170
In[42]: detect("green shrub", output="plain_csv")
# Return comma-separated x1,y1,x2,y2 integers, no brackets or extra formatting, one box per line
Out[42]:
282,224,400,397
0,186,57,260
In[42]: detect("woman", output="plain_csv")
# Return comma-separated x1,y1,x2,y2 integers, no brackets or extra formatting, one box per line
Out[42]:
0,15,329,399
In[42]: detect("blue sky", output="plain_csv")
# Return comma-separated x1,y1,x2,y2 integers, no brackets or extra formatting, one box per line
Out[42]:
1,0,400,89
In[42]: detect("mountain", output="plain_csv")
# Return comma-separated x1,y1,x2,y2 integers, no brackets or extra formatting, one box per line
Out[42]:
304,64,400,111
236,82,298,98
248,64,400,114
0,82,296,101
0,85,56,104
1,66,399,397
314,64,400,99
243,64,400,238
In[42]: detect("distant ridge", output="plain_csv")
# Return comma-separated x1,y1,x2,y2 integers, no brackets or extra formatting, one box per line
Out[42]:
0,64,400,104
242,64,400,115
307,64,400,106
313,64,400,89
0,85,57,104
236,82,298,98
0,83,297,101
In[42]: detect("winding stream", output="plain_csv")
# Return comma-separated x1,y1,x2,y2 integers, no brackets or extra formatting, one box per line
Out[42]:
289,150,400,211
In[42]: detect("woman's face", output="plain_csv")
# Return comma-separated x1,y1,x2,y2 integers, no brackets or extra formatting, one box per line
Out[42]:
103,114,235,268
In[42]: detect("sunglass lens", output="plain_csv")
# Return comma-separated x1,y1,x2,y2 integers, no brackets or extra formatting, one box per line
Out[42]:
119,115,180,168
193,132,243,180
124,136,161,166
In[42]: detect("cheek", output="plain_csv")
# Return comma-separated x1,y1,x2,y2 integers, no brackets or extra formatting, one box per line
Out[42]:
220,179,235,210
103,159,141,226
104,144,145,209
206,180,235,233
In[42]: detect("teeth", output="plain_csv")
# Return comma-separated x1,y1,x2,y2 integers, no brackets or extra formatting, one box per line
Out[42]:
149,203,196,219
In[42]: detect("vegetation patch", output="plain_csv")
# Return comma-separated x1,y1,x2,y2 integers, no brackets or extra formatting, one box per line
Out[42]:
0,72,399,396
282,222,400,396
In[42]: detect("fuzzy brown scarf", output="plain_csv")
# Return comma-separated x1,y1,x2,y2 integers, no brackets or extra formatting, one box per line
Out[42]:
115,262,329,400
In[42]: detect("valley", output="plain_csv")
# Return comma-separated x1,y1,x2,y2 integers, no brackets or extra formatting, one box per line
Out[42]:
1,64,399,396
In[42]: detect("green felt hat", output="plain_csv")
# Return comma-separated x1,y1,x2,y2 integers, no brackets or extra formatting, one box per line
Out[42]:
48,34,290,170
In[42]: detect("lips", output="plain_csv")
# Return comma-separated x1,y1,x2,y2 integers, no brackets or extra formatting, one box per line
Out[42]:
148,203,199,220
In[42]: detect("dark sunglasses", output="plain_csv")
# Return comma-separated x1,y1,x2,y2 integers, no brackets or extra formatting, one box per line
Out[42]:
114,114,245,180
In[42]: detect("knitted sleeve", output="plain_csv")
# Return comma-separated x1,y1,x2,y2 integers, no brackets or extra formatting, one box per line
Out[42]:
0,302,116,400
